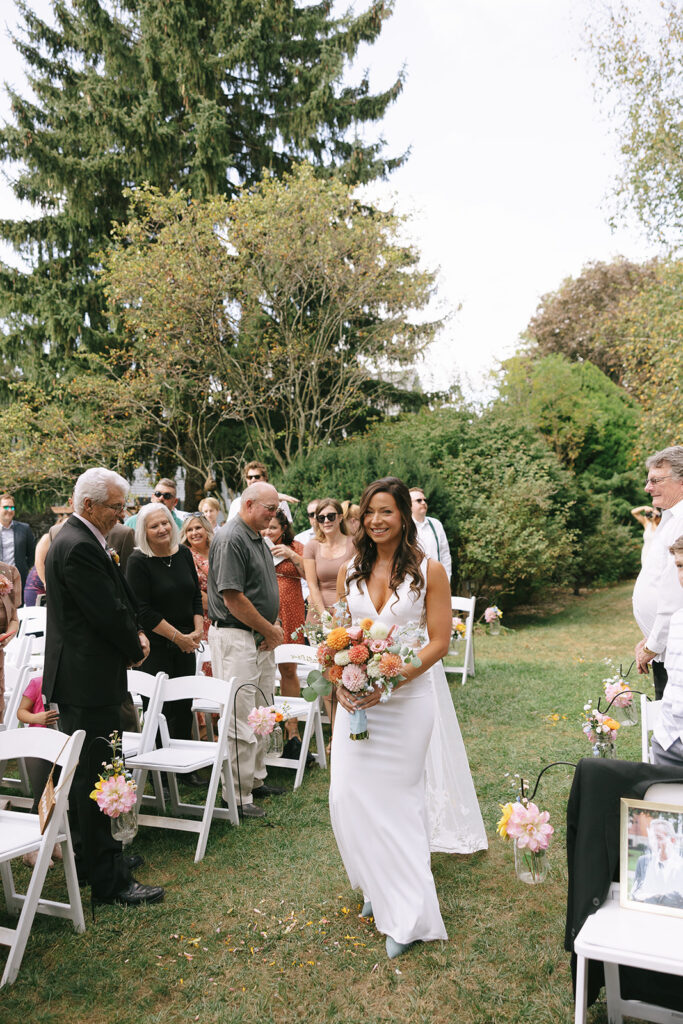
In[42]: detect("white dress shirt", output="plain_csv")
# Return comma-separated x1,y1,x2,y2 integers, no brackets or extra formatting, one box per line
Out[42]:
655,608,683,750
413,516,452,581
0,524,15,565
632,498,683,659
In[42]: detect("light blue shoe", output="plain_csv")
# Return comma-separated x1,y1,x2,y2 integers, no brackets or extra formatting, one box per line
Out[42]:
386,936,415,959
361,900,373,918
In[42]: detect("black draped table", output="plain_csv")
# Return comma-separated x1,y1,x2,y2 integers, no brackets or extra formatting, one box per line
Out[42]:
565,757,683,1011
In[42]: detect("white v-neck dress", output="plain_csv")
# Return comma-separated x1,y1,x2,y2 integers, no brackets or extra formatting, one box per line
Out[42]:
329,562,486,945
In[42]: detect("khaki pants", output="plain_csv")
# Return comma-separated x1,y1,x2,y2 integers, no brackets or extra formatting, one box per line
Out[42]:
208,625,275,804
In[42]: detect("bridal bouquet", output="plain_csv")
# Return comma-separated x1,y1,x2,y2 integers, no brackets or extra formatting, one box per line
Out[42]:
302,618,423,740
89,731,137,818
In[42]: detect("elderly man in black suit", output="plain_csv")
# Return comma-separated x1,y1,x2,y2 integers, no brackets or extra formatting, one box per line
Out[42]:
0,492,35,593
43,467,164,906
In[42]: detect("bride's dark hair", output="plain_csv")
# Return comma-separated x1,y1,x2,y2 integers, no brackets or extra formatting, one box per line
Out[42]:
347,476,424,606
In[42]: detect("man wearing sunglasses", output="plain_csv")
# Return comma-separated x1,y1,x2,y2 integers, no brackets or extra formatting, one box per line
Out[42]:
125,478,186,530
227,460,299,524
409,488,452,583
0,492,36,594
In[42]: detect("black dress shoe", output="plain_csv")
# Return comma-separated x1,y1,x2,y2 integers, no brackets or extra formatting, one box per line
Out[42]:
282,736,315,767
99,879,164,906
239,803,266,819
252,784,286,798
125,853,145,871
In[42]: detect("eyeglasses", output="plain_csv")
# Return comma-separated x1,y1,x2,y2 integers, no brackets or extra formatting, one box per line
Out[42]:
1,506,14,511
413,498,427,504
316,512,339,523
153,490,175,500
256,501,279,513
646,474,673,487
307,510,317,519
247,474,263,481
101,502,126,513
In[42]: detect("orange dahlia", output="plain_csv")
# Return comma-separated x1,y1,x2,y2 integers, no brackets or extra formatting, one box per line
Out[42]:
326,627,350,651
317,644,334,666
359,617,374,631
328,664,344,683
348,644,370,665
378,652,403,677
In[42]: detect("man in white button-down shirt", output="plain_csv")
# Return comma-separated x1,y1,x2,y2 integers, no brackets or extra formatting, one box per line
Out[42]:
632,446,683,698
410,488,452,583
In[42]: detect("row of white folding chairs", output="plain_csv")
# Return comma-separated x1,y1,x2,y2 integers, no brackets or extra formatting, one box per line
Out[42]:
0,726,85,987
191,644,327,790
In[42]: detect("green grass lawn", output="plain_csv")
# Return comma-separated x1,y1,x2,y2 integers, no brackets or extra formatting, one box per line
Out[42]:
0,582,649,1023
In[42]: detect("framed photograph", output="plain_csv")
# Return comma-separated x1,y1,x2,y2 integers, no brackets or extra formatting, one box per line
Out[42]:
620,798,683,919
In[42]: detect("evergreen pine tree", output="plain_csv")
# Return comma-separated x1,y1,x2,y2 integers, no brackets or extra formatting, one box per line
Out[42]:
0,0,403,383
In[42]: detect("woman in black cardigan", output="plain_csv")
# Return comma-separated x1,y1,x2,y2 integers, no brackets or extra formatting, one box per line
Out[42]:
127,502,203,739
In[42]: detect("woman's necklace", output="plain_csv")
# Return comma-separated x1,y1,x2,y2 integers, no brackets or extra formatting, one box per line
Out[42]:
154,551,173,568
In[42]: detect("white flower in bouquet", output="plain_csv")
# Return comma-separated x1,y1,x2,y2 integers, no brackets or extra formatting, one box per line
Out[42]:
368,621,390,640
334,650,351,666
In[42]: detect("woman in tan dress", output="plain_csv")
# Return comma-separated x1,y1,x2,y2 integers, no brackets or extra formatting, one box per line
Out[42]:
0,560,21,723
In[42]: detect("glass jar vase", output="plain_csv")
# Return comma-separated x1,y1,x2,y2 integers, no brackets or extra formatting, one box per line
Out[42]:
110,806,138,846
514,839,548,884
591,740,616,758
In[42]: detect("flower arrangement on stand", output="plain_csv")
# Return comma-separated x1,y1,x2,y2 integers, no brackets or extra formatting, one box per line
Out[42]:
497,791,554,885
449,616,467,653
484,606,503,634
89,731,138,844
248,703,291,755
582,699,620,758
302,619,423,740
602,660,638,726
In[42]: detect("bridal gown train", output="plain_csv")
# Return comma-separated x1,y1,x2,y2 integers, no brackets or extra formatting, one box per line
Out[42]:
329,561,488,946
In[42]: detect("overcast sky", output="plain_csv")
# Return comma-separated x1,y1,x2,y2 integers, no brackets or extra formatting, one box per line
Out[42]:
0,0,662,398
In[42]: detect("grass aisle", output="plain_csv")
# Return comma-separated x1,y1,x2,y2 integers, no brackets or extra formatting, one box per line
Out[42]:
1,583,648,1024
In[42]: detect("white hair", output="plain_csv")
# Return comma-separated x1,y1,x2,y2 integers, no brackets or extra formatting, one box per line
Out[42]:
73,467,128,515
134,501,180,556
646,446,683,481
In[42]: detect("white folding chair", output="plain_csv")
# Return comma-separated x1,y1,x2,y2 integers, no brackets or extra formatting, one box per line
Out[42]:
4,634,31,671
16,606,46,636
126,674,239,862
641,696,662,764
0,728,85,987
0,665,35,804
573,781,683,1024
445,595,476,685
123,670,165,811
268,644,327,789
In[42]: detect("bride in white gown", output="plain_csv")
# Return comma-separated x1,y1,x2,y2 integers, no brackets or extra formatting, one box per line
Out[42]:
329,477,487,959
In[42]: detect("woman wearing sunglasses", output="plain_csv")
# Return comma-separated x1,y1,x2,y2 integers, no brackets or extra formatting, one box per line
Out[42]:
303,498,355,619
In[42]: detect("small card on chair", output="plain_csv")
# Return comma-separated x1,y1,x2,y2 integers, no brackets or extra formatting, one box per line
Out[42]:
38,776,56,834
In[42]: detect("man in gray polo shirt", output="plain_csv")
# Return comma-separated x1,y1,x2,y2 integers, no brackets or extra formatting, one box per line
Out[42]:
208,482,285,818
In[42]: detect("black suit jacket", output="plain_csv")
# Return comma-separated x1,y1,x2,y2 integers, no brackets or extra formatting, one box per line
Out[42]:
6,520,35,591
43,515,144,707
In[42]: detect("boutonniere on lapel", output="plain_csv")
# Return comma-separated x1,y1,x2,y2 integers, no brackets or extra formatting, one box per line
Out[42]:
107,547,120,566
0,573,12,595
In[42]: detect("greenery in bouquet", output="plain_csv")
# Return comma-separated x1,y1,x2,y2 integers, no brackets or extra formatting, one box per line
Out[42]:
302,618,424,704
